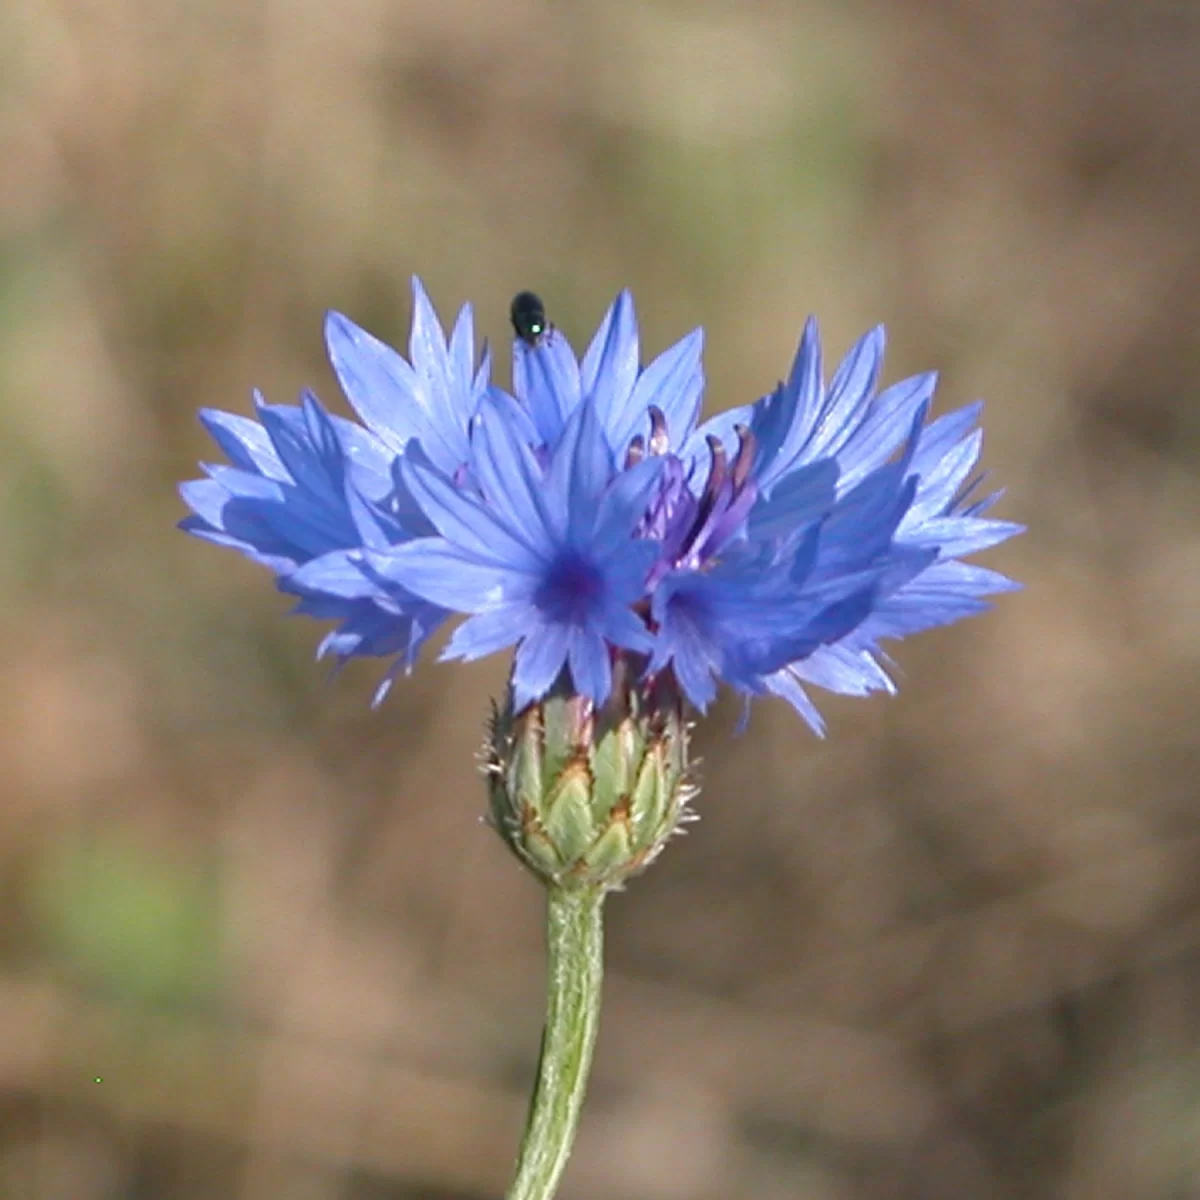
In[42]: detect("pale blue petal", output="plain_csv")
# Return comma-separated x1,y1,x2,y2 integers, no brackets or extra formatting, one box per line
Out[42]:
470,400,556,551
548,401,614,545
401,455,542,570
624,328,705,451
904,516,1025,556
365,541,534,612
907,428,984,522
443,604,535,661
832,372,938,491
581,290,639,427
198,405,287,479
513,328,581,446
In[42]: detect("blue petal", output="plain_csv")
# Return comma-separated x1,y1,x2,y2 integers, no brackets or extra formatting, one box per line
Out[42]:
470,399,557,552
593,537,659,604
909,402,982,473
364,541,534,612
751,316,823,492
747,459,839,543
853,558,1019,642
512,621,572,709
402,454,542,570
647,582,721,711
179,474,265,526
324,310,421,454
593,457,666,549
567,628,614,706
581,290,639,429
763,670,827,735
826,326,884,422
285,548,383,600
906,420,984,522
832,372,938,492
513,328,581,447
177,511,298,574
548,401,614,545
626,328,705,451
812,467,917,579
786,644,895,697
327,411,400,499
486,385,540,448
904,516,1025,557
443,604,536,661
409,276,475,439
325,300,469,475
449,299,484,408
184,462,354,563
198,405,287,479
599,602,655,654
312,603,424,661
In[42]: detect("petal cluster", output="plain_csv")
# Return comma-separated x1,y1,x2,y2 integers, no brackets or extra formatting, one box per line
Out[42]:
180,277,1022,730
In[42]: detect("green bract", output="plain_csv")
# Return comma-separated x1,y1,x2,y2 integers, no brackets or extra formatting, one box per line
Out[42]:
486,664,695,891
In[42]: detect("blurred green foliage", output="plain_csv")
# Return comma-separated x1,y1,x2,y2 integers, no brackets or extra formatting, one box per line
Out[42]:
32,834,224,1009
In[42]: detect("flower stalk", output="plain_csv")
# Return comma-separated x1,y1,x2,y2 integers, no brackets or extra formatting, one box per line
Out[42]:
507,885,605,1200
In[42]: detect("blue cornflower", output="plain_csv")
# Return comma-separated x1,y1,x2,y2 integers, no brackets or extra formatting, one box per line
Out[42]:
179,280,1022,728
352,400,666,711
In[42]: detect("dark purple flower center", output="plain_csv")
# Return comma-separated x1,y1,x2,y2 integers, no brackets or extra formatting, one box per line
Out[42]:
634,410,758,587
534,549,607,623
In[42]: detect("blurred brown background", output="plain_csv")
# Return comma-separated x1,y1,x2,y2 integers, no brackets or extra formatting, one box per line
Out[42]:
1,0,1197,1197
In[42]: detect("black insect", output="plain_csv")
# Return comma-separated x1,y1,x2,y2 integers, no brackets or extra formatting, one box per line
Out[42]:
510,291,548,345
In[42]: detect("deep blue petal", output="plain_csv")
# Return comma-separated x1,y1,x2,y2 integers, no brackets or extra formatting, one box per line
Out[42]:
747,459,839,543
512,622,572,709
598,603,655,654
567,628,614,706
751,316,823,492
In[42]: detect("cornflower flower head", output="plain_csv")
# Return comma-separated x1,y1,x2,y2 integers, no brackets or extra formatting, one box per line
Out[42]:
180,279,1021,736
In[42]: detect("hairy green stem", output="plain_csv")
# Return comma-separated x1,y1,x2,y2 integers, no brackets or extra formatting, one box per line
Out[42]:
507,886,606,1200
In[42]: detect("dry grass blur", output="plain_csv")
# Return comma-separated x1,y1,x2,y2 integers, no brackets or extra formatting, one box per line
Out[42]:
1,0,1198,1196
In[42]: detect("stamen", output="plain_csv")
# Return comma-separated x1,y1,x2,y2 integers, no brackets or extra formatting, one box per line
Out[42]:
625,435,645,467
647,406,669,456
688,435,728,542
731,425,756,492
704,435,728,498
